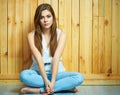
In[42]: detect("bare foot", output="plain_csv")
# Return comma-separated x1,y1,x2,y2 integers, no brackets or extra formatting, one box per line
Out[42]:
42,92,49,95
21,87,40,94
69,88,78,92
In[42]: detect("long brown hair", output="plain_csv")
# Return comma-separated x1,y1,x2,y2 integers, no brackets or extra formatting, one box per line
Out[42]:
34,3,57,57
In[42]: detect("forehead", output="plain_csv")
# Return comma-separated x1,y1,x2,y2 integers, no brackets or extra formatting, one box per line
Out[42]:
41,10,52,16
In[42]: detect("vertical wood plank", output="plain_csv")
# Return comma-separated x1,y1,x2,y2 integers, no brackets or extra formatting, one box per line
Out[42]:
99,17,105,73
92,17,99,73
112,0,119,74
104,0,112,74
31,0,38,30
99,0,105,16
58,0,64,29
0,5,2,74
92,0,99,73
93,0,98,16
117,0,120,73
15,0,23,73
99,0,105,74
79,0,92,74
62,0,72,71
0,0,8,74
71,0,79,71
79,0,86,73
8,0,16,74
0,1,1,73
23,0,32,69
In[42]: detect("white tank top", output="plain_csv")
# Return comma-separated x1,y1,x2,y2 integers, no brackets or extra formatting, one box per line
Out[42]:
30,29,65,74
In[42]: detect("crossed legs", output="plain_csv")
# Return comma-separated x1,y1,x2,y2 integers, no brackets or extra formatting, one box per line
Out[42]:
20,70,84,94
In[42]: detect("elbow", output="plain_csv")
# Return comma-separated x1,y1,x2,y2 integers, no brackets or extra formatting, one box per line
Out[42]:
52,56,60,63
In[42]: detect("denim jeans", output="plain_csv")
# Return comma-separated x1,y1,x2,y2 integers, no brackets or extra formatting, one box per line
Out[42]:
20,69,84,93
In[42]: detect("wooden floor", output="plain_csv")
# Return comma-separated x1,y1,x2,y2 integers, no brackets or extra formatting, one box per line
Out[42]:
0,85,120,95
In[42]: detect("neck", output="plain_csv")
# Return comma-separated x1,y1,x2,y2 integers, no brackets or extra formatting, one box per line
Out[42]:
42,28,51,35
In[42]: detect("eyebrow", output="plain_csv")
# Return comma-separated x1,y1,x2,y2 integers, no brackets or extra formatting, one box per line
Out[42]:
41,13,52,16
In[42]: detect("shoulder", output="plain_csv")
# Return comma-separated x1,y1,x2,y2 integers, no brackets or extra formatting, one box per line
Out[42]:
60,31,66,40
57,28,66,41
28,30,35,39
56,28,63,36
27,30,36,49
27,30,35,46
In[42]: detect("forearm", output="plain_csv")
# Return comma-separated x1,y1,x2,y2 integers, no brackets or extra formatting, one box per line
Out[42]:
37,58,48,81
32,49,48,82
51,58,59,84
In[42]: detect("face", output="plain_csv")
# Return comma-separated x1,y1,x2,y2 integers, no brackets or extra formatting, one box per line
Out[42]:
40,10,53,30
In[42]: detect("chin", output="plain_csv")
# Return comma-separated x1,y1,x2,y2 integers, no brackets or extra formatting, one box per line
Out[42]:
44,26,52,29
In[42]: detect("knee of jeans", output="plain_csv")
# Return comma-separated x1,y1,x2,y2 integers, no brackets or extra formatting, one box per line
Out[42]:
20,69,32,82
76,73,84,85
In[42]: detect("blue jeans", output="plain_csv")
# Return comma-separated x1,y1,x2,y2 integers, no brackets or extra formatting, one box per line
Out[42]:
20,69,84,93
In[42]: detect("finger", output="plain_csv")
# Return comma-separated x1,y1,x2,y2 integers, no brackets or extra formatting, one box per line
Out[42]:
46,86,52,93
50,89,54,94
47,87,53,94
46,87,49,93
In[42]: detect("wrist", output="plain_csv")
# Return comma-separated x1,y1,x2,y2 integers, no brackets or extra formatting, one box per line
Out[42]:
44,78,49,84
51,79,55,84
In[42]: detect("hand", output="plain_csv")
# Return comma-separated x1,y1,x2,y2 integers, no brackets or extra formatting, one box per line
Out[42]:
51,81,55,90
49,80,55,93
45,80,54,94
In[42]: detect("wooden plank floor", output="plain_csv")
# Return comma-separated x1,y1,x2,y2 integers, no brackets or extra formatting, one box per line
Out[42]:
0,85,120,95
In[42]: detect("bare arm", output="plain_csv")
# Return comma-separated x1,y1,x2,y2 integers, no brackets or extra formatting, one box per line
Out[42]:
51,31,66,85
27,32,49,84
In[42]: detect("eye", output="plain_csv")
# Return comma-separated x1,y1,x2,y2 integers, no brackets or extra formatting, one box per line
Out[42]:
40,16,44,19
47,15,51,18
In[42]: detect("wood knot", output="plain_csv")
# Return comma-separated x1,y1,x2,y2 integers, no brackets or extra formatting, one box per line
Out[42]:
116,3,118,6
104,19,109,26
107,68,112,73
5,52,8,56
77,23,79,26
21,21,23,23
80,56,82,59
106,68,112,76
92,2,94,7
7,17,11,23
107,73,111,77
7,17,10,20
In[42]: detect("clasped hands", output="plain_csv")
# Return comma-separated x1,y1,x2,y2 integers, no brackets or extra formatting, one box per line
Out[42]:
45,79,55,94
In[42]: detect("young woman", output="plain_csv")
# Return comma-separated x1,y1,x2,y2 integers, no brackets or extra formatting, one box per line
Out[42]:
20,3,84,94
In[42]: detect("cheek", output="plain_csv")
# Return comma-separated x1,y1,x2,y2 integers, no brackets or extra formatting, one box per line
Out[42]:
50,18,53,23
39,20,44,25
39,19,43,23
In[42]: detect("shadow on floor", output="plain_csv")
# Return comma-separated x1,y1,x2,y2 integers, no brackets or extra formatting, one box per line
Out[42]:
0,85,120,95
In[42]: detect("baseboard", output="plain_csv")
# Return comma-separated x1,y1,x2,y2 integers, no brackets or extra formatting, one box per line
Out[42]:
0,79,120,85
0,80,23,85
83,79,120,85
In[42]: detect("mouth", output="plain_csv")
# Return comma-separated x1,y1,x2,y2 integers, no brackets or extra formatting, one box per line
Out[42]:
44,23,49,26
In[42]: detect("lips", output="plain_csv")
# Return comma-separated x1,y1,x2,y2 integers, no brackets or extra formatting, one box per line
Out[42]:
44,23,49,26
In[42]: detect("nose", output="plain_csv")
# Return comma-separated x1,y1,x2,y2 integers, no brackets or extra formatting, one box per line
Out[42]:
44,17,48,22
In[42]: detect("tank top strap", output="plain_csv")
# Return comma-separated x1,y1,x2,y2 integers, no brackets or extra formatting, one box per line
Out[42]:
56,28,61,40
32,30,35,35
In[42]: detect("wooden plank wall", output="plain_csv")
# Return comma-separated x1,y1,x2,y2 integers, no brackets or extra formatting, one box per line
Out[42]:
0,0,120,85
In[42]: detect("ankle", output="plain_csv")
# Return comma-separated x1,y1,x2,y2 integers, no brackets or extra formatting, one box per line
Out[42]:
21,87,40,94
